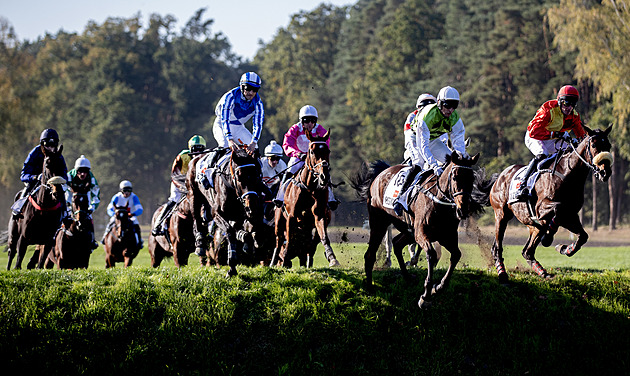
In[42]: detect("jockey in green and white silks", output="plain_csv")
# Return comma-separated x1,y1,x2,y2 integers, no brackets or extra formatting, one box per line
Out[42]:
393,86,468,216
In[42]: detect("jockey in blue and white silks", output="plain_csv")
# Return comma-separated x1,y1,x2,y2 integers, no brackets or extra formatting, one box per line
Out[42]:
212,72,265,154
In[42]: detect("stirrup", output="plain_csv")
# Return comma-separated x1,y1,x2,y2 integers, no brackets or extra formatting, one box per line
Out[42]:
515,188,530,201
393,202,404,216
273,199,283,208
151,226,165,236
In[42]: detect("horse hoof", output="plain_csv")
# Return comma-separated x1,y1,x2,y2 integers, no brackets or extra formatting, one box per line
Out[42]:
329,258,341,267
418,297,432,310
226,268,238,278
541,233,554,247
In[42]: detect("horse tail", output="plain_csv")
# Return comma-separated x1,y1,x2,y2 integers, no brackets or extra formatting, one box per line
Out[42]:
471,167,498,208
350,160,390,201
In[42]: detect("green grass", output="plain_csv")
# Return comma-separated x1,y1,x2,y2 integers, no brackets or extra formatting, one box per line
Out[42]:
1,236,629,375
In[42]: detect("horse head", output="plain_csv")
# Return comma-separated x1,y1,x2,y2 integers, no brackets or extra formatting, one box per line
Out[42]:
443,151,479,220
114,205,132,240
579,125,613,182
304,130,331,190
71,193,91,233
230,148,262,221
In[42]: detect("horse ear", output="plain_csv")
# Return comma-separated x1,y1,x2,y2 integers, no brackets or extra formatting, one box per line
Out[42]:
604,123,613,136
58,144,63,154
306,130,313,142
323,129,330,141
471,153,480,165
583,125,593,136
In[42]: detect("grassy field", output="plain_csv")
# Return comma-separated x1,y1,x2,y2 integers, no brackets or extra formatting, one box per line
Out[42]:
1,226,629,375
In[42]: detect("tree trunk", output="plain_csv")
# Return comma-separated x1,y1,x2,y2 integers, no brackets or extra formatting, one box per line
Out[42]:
608,149,617,230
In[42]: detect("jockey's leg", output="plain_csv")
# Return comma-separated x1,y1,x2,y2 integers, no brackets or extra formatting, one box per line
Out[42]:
515,154,545,200
327,186,340,211
273,173,292,207
101,216,115,244
12,181,36,219
151,200,177,236
133,223,143,249
393,164,422,216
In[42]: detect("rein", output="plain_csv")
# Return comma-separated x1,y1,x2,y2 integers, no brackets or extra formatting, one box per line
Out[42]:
28,194,62,211
418,165,472,207
566,136,610,179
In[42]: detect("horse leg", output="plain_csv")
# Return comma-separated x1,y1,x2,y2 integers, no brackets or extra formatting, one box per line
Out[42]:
432,236,461,296
522,227,551,279
271,210,285,266
392,232,413,281
364,209,390,290
407,243,420,267
492,209,513,284
555,214,588,257
214,216,237,277
314,215,339,267
37,242,53,269
418,239,438,310
383,225,393,268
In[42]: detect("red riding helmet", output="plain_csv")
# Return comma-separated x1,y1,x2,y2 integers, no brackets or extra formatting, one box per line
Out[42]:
557,85,579,101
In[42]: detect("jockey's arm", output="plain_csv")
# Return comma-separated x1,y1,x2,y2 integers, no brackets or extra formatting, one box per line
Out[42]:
450,119,468,156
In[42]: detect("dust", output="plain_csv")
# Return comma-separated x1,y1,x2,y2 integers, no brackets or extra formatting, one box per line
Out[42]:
464,218,494,268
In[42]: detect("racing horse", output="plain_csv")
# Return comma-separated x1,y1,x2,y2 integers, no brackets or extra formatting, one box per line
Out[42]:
351,151,483,309
103,205,140,267
6,145,67,270
187,147,265,277
45,192,93,269
271,130,341,268
148,197,195,267
482,125,613,283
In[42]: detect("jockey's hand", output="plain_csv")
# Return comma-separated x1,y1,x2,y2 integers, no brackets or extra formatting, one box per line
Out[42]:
247,141,257,155
433,166,444,176
228,139,240,152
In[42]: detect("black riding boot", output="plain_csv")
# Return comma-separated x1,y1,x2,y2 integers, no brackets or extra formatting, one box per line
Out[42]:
12,182,36,219
393,165,422,216
515,154,545,201
134,224,144,250
151,200,177,236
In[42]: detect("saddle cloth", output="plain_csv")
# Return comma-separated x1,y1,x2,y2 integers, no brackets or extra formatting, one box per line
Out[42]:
383,166,413,209
194,152,231,189
507,167,541,204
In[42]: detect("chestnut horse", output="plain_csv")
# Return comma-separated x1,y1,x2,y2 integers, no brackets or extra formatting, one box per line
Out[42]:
103,205,140,267
148,197,195,267
187,147,265,277
271,130,340,268
351,151,483,309
483,125,613,283
45,192,93,269
6,146,67,270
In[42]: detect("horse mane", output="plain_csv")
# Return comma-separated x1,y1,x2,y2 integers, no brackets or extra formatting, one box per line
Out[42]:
350,160,390,201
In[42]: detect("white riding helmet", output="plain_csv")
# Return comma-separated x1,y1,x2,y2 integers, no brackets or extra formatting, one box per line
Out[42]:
437,86,460,102
416,93,437,108
239,72,262,88
74,155,91,170
119,180,133,190
264,140,284,157
299,105,318,120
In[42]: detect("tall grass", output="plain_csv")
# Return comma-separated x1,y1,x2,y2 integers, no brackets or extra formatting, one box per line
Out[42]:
1,263,629,375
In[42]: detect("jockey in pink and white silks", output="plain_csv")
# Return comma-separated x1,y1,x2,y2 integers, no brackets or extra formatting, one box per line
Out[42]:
212,72,265,154
273,105,339,210
393,86,468,216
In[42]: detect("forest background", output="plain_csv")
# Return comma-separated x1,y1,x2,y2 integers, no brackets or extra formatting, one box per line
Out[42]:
1,0,628,233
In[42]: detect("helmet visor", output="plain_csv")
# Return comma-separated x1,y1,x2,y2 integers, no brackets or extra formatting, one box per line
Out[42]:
441,100,459,110
241,84,259,93
559,97,578,107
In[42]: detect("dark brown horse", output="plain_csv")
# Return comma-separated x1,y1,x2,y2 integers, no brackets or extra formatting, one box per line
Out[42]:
148,197,195,267
483,125,613,283
45,192,93,269
6,146,67,270
271,130,340,268
103,205,140,267
351,151,482,309
187,147,265,277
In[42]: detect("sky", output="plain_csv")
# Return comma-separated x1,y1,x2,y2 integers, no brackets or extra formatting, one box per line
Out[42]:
0,0,352,60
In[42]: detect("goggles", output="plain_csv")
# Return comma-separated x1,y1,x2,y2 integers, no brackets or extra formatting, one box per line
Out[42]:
269,156,280,161
559,97,578,107
121,188,132,193
441,100,459,110
301,116,317,124
241,84,259,93
41,138,59,147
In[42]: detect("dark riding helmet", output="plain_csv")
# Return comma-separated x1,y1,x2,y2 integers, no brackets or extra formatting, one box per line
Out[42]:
40,128,59,147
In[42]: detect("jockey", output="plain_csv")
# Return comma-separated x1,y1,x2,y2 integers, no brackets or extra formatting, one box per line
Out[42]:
273,105,339,210
514,85,586,201
152,135,207,237
66,155,101,249
102,180,144,249
12,128,68,219
260,140,287,194
208,72,265,167
393,86,468,216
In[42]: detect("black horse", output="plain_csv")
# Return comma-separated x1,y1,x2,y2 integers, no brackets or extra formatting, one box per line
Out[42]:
6,146,67,270
187,147,265,276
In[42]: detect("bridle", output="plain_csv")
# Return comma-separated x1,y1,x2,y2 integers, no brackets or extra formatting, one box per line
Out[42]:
418,164,473,207
298,141,330,190
565,135,613,180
